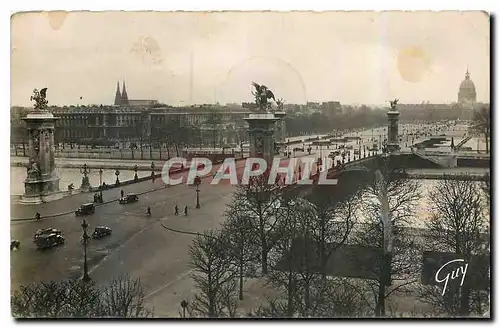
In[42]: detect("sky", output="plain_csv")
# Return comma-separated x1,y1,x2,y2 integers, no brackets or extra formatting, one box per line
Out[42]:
11,11,490,107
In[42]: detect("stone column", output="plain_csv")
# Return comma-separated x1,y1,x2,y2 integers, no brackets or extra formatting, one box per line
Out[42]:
244,113,277,167
21,112,62,204
386,110,400,153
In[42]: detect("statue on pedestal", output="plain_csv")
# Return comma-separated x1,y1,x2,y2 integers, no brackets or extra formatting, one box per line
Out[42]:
276,98,284,111
389,98,399,110
30,88,49,111
27,160,41,180
251,82,276,112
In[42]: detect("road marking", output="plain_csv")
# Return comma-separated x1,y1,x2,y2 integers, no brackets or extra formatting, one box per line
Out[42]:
144,269,194,299
88,221,159,274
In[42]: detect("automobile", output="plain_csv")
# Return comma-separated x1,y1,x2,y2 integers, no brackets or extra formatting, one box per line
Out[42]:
11,240,20,251
75,203,95,216
92,226,112,239
34,228,62,240
34,233,65,250
119,193,139,204
293,147,305,152
354,149,360,155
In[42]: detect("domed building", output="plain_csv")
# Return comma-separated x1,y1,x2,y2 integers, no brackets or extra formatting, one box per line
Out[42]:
458,68,477,104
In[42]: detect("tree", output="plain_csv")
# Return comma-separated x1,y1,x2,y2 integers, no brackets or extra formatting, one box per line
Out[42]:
101,274,152,318
227,172,283,275
222,210,259,300
11,275,152,318
470,106,490,153
307,184,359,278
189,230,238,318
352,157,422,317
420,175,490,316
263,196,367,318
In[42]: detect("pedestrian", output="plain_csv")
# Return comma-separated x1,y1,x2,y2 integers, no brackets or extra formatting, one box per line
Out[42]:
147,206,151,216
184,206,188,216
175,205,179,216
35,212,41,221
120,189,124,198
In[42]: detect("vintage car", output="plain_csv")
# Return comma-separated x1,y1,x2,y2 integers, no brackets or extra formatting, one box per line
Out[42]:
92,226,112,239
119,194,139,204
34,228,62,241
34,233,65,250
75,203,95,216
10,240,20,251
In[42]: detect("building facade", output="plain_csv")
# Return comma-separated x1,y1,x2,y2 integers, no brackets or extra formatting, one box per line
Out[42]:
12,104,251,148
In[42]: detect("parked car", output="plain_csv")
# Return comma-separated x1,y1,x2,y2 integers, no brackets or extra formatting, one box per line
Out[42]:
92,226,112,239
75,203,95,216
34,233,65,250
11,240,20,251
119,194,139,204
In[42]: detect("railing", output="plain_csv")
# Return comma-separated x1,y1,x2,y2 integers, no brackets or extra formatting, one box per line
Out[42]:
412,148,447,167
455,135,473,150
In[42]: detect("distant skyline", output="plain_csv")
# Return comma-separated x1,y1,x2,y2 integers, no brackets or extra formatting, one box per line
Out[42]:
11,11,490,107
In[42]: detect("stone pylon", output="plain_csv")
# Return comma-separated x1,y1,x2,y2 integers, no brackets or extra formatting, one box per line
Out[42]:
20,90,62,204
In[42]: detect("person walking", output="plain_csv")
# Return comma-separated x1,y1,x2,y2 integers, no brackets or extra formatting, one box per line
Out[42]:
35,212,41,221
146,206,151,216
184,206,188,216
120,189,124,198
174,205,179,216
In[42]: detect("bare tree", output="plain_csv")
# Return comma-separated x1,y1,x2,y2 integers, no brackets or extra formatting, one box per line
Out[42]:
420,175,489,316
189,230,237,318
470,106,490,153
11,280,78,318
222,209,259,300
352,157,422,317
11,276,151,318
307,184,359,278
100,274,152,318
267,196,364,317
228,172,283,275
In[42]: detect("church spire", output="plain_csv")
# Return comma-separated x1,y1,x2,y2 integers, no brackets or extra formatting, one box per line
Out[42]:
121,81,129,105
114,81,121,106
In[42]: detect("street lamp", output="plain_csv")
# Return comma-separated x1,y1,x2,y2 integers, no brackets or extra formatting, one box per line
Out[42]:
151,162,156,183
133,165,139,181
98,168,103,197
194,176,201,209
81,219,91,282
115,169,120,185
80,163,91,189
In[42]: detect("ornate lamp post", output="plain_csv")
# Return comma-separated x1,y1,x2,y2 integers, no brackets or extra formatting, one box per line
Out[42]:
115,169,120,185
81,219,91,282
98,168,103,197
80,163,91,190
194,176,201,209
151,162,156,183
133,165,139,181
